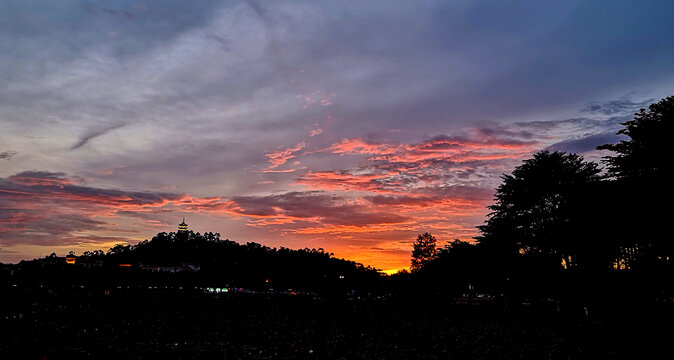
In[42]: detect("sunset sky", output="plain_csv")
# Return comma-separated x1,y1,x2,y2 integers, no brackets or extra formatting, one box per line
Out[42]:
1,0,673,272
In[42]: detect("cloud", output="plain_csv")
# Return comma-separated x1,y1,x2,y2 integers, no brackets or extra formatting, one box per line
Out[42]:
296,133,537,195
0,151,17,160
582,95,655,115
230,191,407,225
545,131,626,154
2,171,182,209
326,134,537,161
71,122,128,150
223,190,485,241
7,171,75,187
0,171,189,246
83,3,136,21
264,141,307,170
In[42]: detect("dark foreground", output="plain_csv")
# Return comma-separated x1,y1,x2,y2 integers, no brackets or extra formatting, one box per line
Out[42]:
1,289,670,360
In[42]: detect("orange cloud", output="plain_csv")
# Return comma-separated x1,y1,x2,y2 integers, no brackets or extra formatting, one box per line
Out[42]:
264,141,307,170
325,135,536,164
8,171,76,187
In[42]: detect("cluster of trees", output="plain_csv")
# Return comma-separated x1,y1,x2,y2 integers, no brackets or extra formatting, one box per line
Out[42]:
407,96,673,305
109,230,380,291
9,231,380,294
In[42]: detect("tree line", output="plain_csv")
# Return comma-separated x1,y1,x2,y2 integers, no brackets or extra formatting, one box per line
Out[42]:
405,96,673,312
5,231,380,294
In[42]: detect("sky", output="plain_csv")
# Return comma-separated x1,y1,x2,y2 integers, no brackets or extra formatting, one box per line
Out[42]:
1,0,673,272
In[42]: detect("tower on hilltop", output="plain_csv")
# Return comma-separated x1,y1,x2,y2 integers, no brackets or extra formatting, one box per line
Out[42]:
178,218,188,233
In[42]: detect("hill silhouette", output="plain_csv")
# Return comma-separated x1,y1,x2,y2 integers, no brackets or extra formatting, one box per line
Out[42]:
4,230,381,295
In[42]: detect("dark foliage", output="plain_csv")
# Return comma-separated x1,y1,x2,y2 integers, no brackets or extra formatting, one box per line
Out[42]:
8,232,381,295
477,151,603,270
596,96,674,267
403,96,674,327
410,232,437,272
598,96,673,182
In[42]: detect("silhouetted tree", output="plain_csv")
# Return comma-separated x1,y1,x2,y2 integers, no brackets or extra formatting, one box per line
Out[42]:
477,151,603,269
422,240,481,282
410,233,437,272
598,96,673,182
597,96,673,268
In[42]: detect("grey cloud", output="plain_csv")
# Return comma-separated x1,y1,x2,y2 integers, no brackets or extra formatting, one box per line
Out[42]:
545,131,626,154
476,127,537,140
514,117,617,132
0,170,187,247
71,122,127,150
0,197,116,247
0,151,17,160
1,171,184,209
83,3,136,21
582,96,655,115
230,191,408,226
8,170,69,181
513,114,634,144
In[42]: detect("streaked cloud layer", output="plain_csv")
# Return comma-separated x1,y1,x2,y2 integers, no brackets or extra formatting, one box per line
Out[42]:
1,0,672,270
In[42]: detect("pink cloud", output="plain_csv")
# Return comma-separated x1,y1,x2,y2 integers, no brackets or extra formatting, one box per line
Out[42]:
264,141,307,170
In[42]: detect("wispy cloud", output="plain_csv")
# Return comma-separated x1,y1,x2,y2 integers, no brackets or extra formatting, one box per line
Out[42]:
264,141,307,170
581,94,655,115
0,171,185,246
71,123,128,150
0,151,17,160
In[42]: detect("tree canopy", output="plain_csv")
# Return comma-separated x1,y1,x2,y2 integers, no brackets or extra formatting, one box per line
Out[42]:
477,151,602,268
598,96,673,182
410,233,437,272
597,96,674,265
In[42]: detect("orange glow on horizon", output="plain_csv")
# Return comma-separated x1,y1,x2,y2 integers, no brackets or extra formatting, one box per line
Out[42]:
381,268,405,275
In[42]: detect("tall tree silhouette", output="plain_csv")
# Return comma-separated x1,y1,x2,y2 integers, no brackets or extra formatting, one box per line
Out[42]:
410,233,437,272
477,151,602,269
597,96,673,267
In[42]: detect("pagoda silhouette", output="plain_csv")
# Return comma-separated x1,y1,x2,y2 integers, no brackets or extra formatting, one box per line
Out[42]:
177,218,188,240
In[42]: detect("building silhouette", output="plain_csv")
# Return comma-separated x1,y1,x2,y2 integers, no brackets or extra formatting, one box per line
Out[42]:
178,218,188,233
